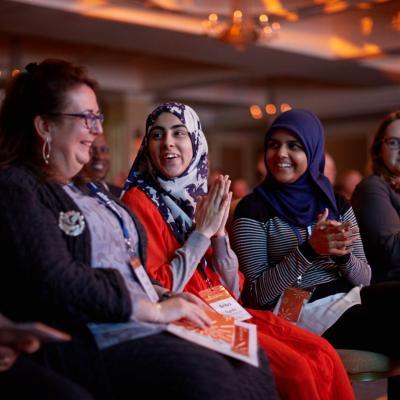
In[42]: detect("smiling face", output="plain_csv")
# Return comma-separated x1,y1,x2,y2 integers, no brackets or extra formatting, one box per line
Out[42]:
382,119,400,176
50,84,103,180
88,135,111,181
148,112,193,179
265,129,308,184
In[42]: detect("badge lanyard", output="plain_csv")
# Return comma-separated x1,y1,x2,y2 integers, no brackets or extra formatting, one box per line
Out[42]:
198,259,214,290
87,183,134,255
197,258,252,321
86,183,159,302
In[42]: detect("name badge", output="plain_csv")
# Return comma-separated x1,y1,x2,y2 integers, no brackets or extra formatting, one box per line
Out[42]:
274,287,313,323
129,256,159,303
198,285,252,321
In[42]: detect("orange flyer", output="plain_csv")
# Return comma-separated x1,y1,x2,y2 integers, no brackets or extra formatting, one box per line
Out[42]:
166,307,258,367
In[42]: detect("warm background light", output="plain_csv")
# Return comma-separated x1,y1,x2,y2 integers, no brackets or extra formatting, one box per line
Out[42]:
265,104,277,115
250,105,263,119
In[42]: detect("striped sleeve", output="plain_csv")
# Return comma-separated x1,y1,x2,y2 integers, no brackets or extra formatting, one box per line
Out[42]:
231,217,312,308
335,206,371,285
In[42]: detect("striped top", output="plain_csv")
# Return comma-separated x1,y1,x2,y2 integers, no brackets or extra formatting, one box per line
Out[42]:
232,192,371,310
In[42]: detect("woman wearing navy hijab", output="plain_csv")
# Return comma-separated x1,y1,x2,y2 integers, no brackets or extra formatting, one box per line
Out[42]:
232,109,400,359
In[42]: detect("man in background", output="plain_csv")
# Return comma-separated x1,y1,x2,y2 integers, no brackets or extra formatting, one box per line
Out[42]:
88,135,122,197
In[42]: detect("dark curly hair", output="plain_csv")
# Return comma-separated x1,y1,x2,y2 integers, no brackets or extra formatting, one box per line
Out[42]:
370,111,400,191
0,59,98,177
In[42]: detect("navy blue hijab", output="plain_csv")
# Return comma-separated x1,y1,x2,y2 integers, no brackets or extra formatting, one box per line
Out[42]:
255,109,338,228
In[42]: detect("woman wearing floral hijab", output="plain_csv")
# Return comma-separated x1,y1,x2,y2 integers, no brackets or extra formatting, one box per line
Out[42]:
232,108,400,360
122,102,355,400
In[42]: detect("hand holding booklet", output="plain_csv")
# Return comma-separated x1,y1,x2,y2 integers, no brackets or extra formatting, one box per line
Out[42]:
166,307,259,367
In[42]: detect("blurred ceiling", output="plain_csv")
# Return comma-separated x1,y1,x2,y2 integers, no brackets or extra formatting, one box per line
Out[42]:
0,0,400,128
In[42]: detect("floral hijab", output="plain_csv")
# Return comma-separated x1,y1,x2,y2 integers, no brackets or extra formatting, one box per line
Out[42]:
123,102,208,243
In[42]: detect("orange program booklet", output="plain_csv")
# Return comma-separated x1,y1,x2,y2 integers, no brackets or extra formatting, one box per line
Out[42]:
166,307,259,367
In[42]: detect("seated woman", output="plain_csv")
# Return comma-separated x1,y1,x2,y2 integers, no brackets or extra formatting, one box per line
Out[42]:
231,108,400,360
0,60,277,400
352,111,400,283
122,102,355,400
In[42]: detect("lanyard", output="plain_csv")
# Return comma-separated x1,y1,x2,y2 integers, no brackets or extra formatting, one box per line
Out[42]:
198,259,214,290
86,183,135,256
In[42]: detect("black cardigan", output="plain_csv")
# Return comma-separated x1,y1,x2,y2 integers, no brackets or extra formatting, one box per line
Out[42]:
0,164,148,399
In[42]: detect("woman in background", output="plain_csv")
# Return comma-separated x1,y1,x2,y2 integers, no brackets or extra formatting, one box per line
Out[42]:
352,111,400,282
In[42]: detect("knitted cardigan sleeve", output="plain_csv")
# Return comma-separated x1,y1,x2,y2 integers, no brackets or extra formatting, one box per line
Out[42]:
0,166,132,324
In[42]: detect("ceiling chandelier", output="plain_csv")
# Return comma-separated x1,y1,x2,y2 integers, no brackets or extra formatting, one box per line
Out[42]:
203,8,280,50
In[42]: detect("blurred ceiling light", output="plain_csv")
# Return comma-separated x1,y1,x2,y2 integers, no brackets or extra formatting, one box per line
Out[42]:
330,36,381,57
357,2,373,9
324,1,348,14
204,3,279,49
265,104,277,115
280,103,292,112
361,16,373,36
11,69,21,77
250,105,263,119
392,11,400,31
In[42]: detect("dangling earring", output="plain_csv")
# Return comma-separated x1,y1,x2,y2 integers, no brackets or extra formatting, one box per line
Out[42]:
42,136,51,164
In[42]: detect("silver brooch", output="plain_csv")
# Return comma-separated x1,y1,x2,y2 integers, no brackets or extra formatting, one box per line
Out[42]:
58,211,85,236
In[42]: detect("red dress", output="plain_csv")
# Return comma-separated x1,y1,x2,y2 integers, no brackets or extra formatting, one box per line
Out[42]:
123,187,354,400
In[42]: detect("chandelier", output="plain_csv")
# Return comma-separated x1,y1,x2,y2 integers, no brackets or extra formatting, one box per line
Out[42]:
203,9,280,49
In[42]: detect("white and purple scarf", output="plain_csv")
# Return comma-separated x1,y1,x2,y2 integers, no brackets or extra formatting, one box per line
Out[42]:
123,102,208,243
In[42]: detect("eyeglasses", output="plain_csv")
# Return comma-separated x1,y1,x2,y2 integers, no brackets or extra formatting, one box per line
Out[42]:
382,137,400,150
48,112,104,130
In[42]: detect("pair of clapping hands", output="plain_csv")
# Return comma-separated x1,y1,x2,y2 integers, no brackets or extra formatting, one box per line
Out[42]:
309,208,359,256
195,174,232,239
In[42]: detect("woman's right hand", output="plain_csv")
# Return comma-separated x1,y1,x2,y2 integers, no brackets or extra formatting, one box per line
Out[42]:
137,293,212,329
195,175,231,239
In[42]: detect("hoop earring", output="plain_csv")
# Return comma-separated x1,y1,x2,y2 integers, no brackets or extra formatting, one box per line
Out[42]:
42,136,51,164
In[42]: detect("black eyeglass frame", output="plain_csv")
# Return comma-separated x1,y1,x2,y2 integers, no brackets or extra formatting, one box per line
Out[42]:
47,112,104,130
382,137,400,150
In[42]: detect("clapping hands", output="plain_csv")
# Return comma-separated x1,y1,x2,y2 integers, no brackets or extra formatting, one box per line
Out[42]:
309,208,359,256
195,174,232,239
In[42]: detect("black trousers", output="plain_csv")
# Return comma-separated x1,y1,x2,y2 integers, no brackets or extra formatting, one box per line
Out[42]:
323,282,400,358
0,354,94,399
102,332,278,400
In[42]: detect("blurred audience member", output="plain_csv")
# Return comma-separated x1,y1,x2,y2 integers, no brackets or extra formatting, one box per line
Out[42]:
335,169,362,201
352,111,400,282
208,168,223,187
87,135,122,197
256,152,267,182
324,152,337,185
232,178,250,200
